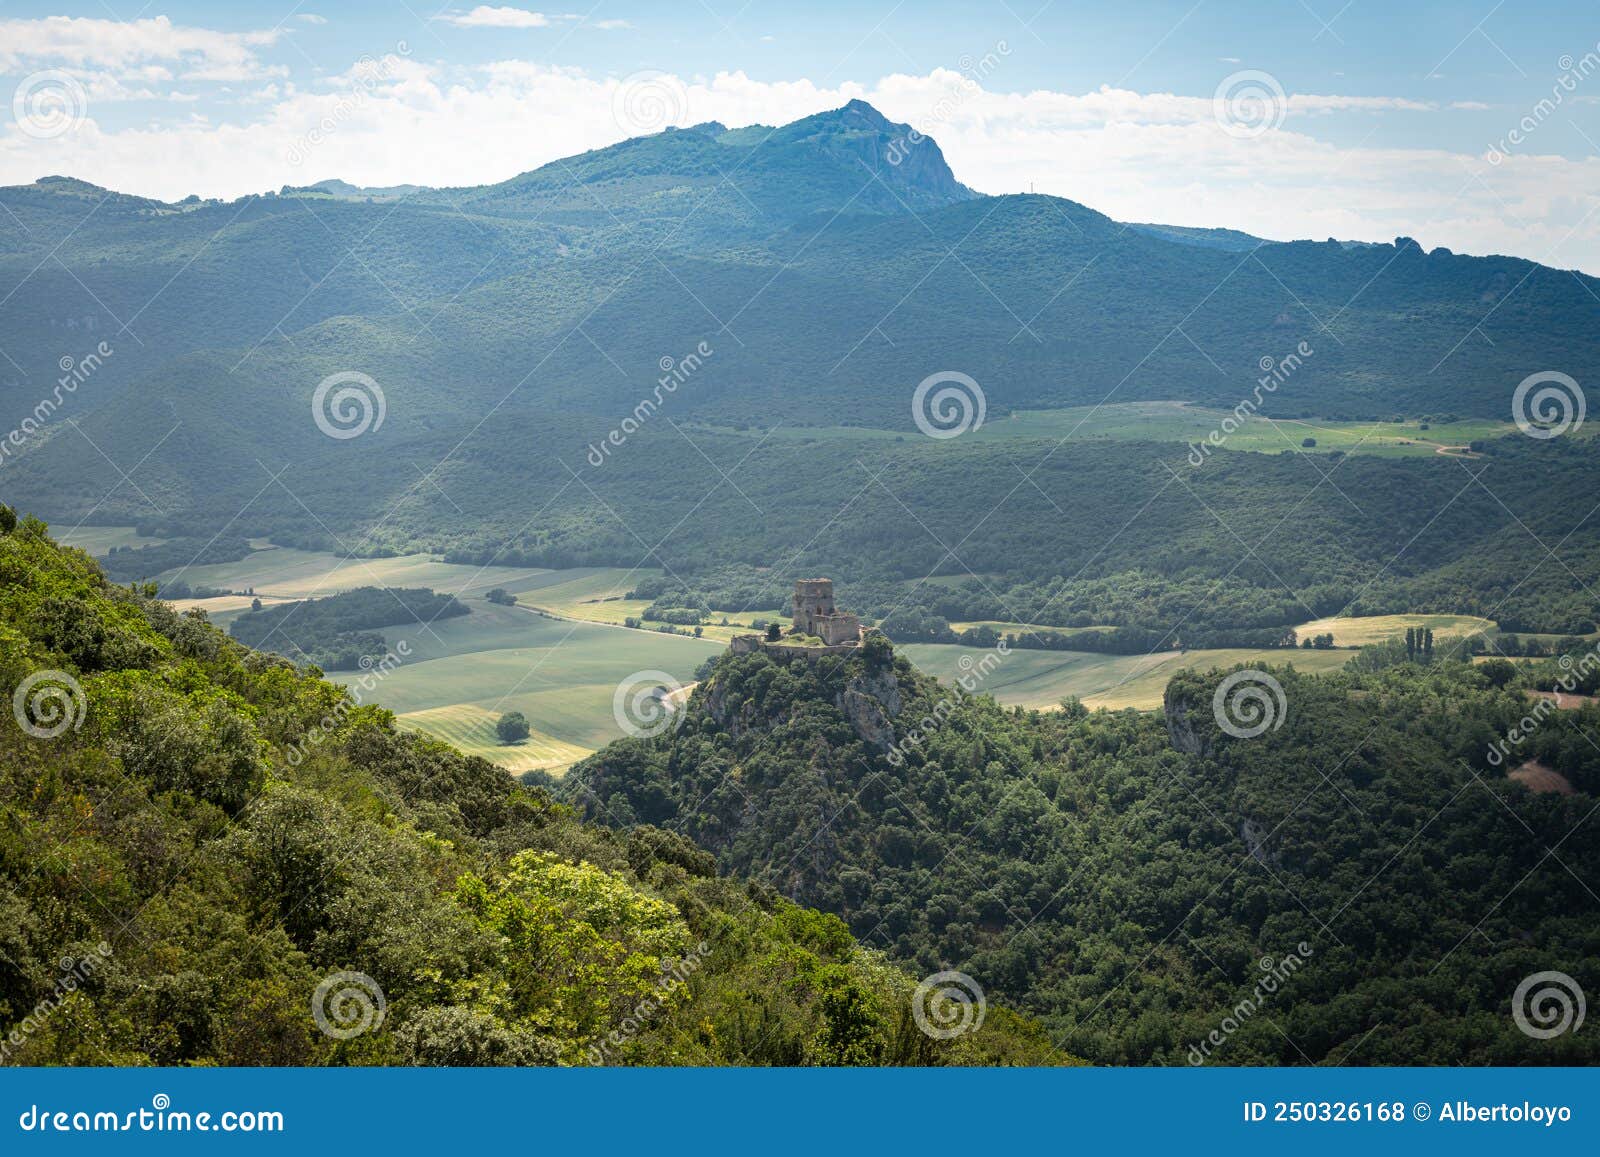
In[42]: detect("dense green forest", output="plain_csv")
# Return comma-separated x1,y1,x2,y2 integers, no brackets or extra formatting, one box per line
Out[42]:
0,514,1059,1066
228,586,469,671
567,641,1600,1065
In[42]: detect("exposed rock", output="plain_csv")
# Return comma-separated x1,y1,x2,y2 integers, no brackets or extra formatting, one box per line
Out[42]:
1239,818,1277,866
1163,686,1211,758
835,666,901,752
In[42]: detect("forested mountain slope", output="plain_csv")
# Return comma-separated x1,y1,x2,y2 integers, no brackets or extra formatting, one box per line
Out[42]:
0,512,1058,1066
3,100,1596,550
567,640,1600,1064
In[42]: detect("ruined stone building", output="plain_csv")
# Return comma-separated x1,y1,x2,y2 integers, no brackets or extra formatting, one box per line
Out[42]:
791,578,862,645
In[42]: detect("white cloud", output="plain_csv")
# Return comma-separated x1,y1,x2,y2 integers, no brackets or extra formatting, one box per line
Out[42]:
0,15,283,81
439,8,631,30
440,7,554,28
299,14,329,25
2,60,1595,273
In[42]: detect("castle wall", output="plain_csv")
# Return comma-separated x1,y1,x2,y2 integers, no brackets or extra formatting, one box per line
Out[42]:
815,614,861,645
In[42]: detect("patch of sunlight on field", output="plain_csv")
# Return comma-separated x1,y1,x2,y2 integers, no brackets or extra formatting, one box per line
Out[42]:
1292,613,1496,648
328,603,718,755
948,620,1116,638
56,525,165,554
396,704,593,775
681,403,1526,459
900,643,1352,711
157,545,555,600
518,567,783,643
971,402,1514,458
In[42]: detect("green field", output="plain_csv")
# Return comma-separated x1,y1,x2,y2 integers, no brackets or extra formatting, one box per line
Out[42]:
518,567,783,643
948,620,1116,638
900,643,1352,711
684,401,1523,458
133,546,714,774
393,704,593,774
1291,612,1496,648
56,525,166,554
120,539,1476,761
154,543,558,601
328,600,717,773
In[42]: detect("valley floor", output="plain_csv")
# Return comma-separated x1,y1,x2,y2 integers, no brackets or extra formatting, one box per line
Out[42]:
57,528,1499,772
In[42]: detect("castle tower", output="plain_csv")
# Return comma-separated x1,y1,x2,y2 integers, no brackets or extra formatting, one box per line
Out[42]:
792,578,837,633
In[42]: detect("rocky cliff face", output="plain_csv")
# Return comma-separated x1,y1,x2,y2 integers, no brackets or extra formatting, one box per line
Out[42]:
835,666,902,752
1162,683,1212,758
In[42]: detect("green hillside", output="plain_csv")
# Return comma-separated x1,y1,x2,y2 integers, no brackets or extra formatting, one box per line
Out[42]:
0,512,1059,1066
567,641,1600,1065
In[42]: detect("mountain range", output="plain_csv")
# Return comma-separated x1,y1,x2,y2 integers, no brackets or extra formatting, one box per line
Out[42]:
3,100,1598,639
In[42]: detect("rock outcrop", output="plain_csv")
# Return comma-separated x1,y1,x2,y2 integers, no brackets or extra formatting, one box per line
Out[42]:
835,666,902,752
1163,683,1212,758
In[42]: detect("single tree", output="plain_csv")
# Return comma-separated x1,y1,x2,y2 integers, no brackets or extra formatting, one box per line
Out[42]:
765,622,783,642
496,711,531,744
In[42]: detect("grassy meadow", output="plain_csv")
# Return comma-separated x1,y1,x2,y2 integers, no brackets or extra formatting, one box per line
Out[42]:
684,401,1524,459
61,532,1502,767
900,642,1353,710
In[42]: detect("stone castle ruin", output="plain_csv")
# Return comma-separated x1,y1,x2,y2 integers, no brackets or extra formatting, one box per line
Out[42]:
730,578,867,656
791,578,862,645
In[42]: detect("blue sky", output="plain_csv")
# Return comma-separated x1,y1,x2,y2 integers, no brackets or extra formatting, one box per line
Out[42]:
2,2,1598,268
